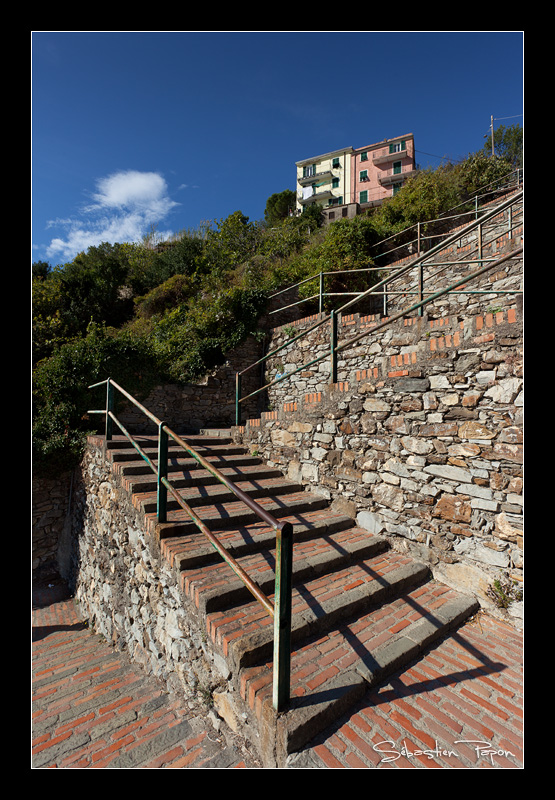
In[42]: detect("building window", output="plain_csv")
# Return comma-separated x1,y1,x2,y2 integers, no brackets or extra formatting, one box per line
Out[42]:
359,170,368,181
392,183,403,195
389,140,406,154
303,164,317,178
360,151,368,161
332,177,339,189
360,190,368,204
393,161,402,175
332,157,340,168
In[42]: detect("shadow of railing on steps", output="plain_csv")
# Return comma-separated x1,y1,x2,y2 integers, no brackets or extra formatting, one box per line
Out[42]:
88,377,293,713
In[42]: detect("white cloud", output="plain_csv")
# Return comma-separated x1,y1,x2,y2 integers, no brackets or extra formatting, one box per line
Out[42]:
45,170,180,262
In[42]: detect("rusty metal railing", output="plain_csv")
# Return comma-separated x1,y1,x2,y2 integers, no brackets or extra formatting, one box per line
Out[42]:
88,378,293,712
235,189,523,424
267,169,523,319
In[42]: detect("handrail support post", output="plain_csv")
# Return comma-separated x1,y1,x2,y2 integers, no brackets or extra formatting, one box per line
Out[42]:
235,372,242,427
157,423,168,523
273,522,293,712
330,309,338,383
105,379,114,441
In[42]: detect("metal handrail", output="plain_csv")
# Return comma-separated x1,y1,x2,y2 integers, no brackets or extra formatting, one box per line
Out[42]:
235,190,523,423
88,377,293,712
268,169,523,317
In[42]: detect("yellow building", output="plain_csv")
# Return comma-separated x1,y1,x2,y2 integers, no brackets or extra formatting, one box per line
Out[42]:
295,134,417,222
295,146,353,214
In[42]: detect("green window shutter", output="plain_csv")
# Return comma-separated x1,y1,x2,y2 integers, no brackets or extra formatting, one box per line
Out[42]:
360,190,368,204
394,161,401,174
360,151,368,161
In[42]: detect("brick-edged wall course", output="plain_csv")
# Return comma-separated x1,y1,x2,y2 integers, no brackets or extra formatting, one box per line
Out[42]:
233,298,523,625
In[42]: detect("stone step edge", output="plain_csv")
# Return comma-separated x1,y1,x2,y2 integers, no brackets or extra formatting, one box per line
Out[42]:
148,492,330,541
115,453,263,477
185,532,389,617
133,477,304,515
275,593,480,761
108,444,247,463
227,561,431,674
164,512,357,572
120,464,284,494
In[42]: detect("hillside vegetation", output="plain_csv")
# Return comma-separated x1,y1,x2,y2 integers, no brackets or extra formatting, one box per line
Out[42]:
32,151,517,476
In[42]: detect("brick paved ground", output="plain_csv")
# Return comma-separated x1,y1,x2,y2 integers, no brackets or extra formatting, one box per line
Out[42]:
32,579,523,769
32,579,263,769
289,612,524,769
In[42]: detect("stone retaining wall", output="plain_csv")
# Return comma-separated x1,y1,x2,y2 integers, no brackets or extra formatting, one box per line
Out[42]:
69,440,232,705
115,335,265,433
233,294,523,623
32,472,73,578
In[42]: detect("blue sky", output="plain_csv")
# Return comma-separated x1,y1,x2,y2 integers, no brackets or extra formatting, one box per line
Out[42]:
32,31,524,267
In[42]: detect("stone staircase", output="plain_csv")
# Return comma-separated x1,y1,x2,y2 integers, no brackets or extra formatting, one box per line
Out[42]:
102,429,479,767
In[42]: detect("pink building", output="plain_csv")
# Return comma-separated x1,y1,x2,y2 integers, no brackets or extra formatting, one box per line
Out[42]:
351,133,417,209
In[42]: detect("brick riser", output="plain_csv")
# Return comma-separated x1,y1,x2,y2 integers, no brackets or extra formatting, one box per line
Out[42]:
104,433,478,767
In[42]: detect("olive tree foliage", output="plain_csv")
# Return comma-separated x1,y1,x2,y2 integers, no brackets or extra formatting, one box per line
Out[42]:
482,123,523,169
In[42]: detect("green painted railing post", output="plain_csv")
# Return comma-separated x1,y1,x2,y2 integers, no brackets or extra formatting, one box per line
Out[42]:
319,272,324,314
417,222,424,317
330,309,338,383
105,379,114,441
157,423,168,523
273,521,293,712
235,372,242,427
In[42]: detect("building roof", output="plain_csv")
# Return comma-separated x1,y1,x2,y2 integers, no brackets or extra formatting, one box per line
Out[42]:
295,146,353,167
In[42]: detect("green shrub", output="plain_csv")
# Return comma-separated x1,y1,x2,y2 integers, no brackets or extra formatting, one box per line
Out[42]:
32,325,163,476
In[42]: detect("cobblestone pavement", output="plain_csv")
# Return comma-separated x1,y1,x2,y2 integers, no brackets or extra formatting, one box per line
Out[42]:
32,579,523,769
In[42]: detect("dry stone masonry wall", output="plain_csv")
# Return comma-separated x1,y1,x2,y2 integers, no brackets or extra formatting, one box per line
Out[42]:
70,440,231,702
234,286,523,623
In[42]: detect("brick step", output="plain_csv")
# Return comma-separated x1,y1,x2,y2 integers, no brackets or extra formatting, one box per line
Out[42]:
210,550,431,675
120,462,285,495
240,578,479,760
115,452,263,477
106,437,245,464
181,526,389,617
105,433,234,449
147,490,330,541
160,509,356,571
132,476,304,516
96,429,479,766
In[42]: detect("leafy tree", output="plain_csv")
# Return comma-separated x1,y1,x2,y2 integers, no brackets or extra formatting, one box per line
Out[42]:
290,215,380,309
32,260,52,280
264,189,296,227
57,242,133,335
371,165,460,237
200,211,262,279
151,285,267,384
482,122,523,168
32,273,68,363
148,230,204,286
454,151,516,199
32,324,163,475
300,202,324,230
